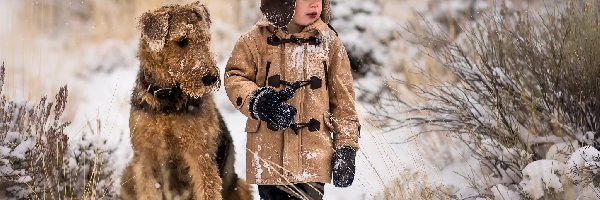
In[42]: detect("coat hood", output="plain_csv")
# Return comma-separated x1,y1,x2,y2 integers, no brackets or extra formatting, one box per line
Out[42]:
260,0,331,27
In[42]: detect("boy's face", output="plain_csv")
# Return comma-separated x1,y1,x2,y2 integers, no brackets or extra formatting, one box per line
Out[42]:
291,0,322,26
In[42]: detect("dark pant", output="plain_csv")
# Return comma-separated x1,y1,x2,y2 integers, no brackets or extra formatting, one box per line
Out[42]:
258,182,325,200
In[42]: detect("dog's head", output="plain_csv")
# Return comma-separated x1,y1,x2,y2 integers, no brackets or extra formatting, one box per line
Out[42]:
137,1,218,98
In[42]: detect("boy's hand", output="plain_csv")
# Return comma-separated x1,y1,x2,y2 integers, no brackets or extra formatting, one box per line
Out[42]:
332,146,357,188
249,87,297,131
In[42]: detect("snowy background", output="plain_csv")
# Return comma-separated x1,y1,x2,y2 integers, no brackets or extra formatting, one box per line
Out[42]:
1,0,589,199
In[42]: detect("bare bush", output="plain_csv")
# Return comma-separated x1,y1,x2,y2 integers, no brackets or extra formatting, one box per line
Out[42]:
375,0,600,198
0,62,69,198
0,63,116,199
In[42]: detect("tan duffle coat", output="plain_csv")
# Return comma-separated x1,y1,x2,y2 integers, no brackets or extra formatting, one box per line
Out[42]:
224,7,360,185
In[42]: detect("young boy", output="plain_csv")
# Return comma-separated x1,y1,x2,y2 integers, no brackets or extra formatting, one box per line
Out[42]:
224,0,360,199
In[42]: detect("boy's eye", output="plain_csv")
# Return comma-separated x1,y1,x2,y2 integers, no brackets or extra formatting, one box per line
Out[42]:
176,37,189,47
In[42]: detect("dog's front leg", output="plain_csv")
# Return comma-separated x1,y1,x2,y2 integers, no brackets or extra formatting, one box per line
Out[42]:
183,150,223,200
132,155,163,199
119,162,136,200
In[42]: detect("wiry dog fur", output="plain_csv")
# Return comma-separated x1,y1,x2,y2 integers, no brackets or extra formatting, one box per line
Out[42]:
120,2,251,200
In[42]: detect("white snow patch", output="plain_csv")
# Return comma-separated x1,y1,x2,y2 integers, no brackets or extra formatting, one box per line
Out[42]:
9,138,34,160
296,171,316,181
251,145,263,184
520,160,565,199
546,142,579,163
491,184,521,200
288,45,306,70
566,146,600,185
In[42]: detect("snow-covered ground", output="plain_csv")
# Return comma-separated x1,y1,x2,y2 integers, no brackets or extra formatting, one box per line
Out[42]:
3,0,575,199
0,1,438,199
60,67,432,200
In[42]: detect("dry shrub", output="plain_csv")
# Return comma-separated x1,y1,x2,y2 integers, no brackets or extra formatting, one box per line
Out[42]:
0,62,70,198
375,0,600,198
0,63,115,199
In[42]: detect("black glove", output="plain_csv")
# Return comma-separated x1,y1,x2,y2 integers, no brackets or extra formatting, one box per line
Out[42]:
332,146,357,188
249,87,297,131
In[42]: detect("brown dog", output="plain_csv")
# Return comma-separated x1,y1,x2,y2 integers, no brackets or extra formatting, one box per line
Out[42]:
119,2,251,200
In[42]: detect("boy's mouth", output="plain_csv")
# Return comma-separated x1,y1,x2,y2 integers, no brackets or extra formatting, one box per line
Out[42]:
307,12,319,18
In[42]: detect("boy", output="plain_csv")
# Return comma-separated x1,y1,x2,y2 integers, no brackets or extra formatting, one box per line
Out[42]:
224,0,360,199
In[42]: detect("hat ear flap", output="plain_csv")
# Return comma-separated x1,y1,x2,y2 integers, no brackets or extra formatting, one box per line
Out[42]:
321,0,331,23
261,0,296,28
190,1,212,28
139,11,170,52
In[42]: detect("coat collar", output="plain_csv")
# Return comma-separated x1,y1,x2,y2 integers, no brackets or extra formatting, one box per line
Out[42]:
256,17,330,39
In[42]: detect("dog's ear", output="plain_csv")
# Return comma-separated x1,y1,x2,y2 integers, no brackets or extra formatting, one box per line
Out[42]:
139,10,170,52
190,1,211,28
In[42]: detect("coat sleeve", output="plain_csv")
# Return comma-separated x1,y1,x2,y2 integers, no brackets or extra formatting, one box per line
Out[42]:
224,36,259,119
327,38,361,150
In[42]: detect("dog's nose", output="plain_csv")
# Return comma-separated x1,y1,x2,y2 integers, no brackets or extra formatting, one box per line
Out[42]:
202,75,218,86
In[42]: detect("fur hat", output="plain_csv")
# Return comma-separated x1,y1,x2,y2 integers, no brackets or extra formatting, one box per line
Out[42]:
260,0,331,27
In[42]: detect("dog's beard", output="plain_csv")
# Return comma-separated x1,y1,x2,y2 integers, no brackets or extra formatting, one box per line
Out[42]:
168,63,220,98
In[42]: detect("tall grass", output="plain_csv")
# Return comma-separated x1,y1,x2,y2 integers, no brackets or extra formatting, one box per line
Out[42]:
376,172,451,200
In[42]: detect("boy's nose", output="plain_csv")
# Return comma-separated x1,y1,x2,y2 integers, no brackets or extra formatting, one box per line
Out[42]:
309,0,320,7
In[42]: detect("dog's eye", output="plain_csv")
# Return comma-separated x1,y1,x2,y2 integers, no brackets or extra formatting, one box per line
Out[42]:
176,38,189,48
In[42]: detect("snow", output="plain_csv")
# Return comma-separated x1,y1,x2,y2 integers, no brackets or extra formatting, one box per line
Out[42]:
1,0,584,199
15,176,32,184
331,0,404,77
546,142,579,163
9,138,34,160
491,184,521,200
296,171,317,181
289,45,307,70
3,132,22,143
520,160,565,199
566,146,600,185
0,146,9,157
304,150,321,160
251,145,263,184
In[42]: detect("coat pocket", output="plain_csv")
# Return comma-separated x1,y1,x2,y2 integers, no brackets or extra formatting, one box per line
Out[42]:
245,119,261,133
